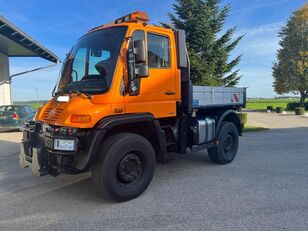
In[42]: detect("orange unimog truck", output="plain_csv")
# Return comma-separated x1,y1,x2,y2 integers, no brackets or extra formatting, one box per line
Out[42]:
20,12,246,202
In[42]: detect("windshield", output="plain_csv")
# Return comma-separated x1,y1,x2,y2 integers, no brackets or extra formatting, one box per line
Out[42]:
57,26,127,94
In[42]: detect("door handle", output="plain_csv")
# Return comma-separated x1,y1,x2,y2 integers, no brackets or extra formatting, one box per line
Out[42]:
165,91,175,95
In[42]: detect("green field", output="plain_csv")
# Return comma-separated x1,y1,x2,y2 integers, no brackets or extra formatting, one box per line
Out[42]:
14,100,47,110
31,103,43,109
246,98,299,111
244,125,269,132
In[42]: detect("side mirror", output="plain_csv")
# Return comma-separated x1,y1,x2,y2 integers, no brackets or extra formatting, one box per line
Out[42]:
134,40,149,78
134,40,146,63
126,37,149,95
135,64,149,78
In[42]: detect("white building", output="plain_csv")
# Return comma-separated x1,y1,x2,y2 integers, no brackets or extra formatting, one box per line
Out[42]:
0,16,59,106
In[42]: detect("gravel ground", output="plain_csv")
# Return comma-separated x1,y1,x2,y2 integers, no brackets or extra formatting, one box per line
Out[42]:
0,112,308,231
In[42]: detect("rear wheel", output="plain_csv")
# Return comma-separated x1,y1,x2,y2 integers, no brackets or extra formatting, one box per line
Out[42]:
208,122,239,164
92,133,155,202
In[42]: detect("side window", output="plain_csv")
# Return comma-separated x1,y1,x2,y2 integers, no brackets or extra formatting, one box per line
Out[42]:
147,33,170,68
88,49,111,75
27,107,35,114
133,30,145,41
24,107,30,114
19,107,26,116
7,106,14,111
71,48,86,81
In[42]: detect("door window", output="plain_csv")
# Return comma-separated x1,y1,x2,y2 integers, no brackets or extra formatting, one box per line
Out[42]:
133,30,145,41
147,33,170,68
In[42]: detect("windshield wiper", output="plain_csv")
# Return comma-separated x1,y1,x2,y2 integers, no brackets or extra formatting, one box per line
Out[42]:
68,90,92,99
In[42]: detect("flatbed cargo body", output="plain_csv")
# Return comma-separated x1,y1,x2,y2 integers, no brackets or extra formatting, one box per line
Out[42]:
192,86,246,109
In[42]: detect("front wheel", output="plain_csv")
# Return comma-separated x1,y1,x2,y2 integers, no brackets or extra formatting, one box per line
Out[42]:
92,133,156,202
208,122,239,164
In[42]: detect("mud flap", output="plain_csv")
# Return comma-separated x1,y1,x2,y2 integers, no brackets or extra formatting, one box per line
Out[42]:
19,143,47,176
31,149,45,176
19,143,29,168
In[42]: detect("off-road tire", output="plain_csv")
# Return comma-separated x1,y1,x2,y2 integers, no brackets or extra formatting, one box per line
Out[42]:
92,133,155,202
208,122,239,164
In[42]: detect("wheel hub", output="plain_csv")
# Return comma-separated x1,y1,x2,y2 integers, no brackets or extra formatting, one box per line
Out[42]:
118,153,143,184
223,134,234,153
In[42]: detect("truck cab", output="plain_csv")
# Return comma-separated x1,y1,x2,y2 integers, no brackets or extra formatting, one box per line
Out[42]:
20,12,246,202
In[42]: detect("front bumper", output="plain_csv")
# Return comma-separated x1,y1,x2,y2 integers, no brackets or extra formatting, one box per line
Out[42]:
19,121,106,176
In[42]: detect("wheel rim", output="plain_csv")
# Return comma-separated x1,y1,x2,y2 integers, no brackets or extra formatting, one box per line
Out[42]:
223,133,235,154
117,153,143,185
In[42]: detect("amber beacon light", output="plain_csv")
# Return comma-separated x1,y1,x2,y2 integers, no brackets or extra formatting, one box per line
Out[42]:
115,11,149,24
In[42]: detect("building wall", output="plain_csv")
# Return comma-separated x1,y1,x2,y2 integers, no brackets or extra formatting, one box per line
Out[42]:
0,53,11,106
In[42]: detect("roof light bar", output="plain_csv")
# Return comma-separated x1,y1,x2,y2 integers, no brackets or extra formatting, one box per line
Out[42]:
115,11,149,24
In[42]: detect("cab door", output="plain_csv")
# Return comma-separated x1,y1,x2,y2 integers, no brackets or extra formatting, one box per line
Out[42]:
124,30,176,118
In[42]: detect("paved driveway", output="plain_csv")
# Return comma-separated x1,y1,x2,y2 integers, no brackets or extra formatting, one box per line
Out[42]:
0,113,308,231
247,111,308,128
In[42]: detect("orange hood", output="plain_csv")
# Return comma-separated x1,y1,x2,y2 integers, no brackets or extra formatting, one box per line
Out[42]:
36,95,113,128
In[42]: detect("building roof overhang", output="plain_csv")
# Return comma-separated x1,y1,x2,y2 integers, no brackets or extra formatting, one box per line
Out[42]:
0,16,60,63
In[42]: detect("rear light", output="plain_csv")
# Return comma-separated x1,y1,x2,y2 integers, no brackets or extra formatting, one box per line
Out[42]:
12,113,19,120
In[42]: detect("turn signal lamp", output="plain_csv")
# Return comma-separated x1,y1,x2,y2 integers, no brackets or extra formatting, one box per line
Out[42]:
71,115,92,123
115,11,149,24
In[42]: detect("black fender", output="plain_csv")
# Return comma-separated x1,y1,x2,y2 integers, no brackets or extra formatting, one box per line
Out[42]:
214,109,242,140
95,113,155,129
96,113,167,163
77,113,167,170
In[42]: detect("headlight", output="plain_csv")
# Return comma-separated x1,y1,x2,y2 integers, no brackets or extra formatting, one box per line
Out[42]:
54,139,76,151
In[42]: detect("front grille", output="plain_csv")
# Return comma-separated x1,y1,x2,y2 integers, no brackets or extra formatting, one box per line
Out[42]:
41,108,63,122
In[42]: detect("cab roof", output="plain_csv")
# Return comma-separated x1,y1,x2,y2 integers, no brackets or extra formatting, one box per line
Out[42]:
87,11,173,35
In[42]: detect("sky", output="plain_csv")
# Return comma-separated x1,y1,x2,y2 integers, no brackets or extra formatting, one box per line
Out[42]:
0,0,306,101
